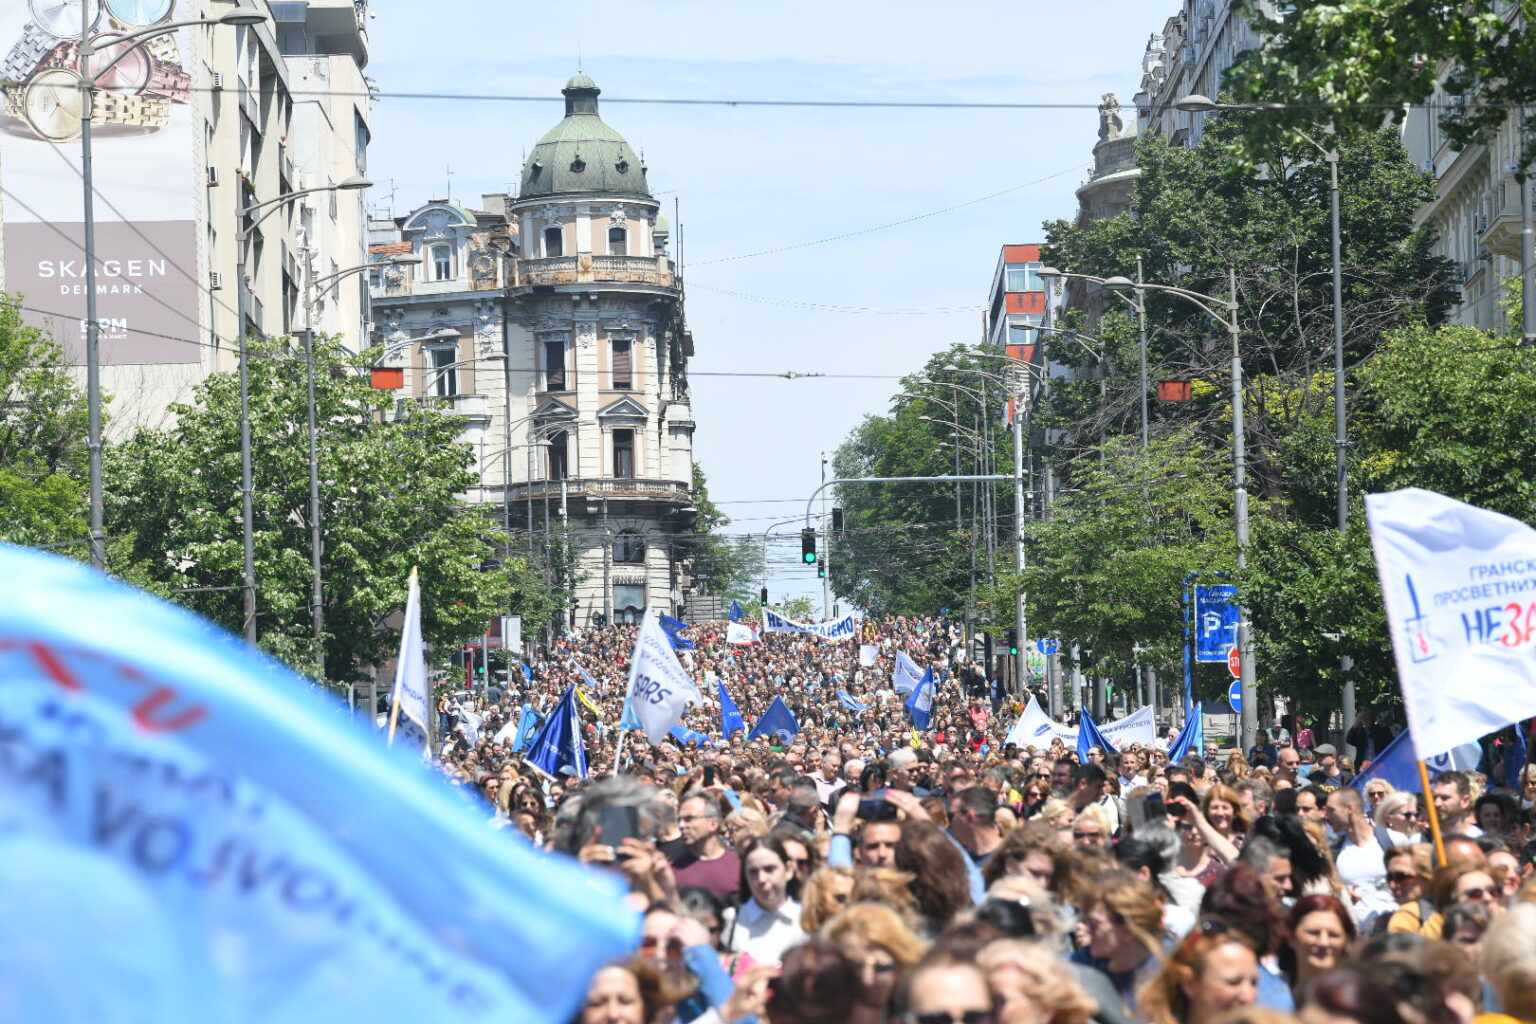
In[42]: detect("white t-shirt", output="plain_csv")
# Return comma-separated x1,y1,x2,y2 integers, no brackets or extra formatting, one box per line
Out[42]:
1336,837,1396,924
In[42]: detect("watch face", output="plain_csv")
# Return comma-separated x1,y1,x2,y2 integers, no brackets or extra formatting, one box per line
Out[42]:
104,0,174,28
23,67,84,140
29,0,102,38
86,33,149,92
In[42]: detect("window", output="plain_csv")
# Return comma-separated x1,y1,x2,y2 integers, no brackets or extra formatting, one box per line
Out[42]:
614,584,646,624
608,226,627,255
428,344,457,397
1008,323,1037,348
613,530,645,564
543,226,563,258
543,340,567,391
612,428,634,479
611,338,632,390
1005,264,1043,292
431,243,453,281
546,431,568,481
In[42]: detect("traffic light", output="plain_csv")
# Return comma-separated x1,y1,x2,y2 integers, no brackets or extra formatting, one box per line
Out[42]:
760,586,769,607
817,562,826,579
1006,628,1019,655
801,527,817,565
831,507,844,532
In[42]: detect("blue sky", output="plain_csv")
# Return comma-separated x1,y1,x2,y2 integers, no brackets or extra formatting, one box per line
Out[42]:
365,0,1159,607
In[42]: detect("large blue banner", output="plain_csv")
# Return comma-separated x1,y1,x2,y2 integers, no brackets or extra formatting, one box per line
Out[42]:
1194,584,1240,663
0,545,636,1021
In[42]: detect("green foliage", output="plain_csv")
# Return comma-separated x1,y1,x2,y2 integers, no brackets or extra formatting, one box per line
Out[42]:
1020,429,1236,681
776,595,817,621
106,335,559,684
1226,0,1536,170
0,294,89,547
688,463,765,604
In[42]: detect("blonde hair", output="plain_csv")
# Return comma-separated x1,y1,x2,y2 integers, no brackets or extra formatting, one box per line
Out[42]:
1073,804,1112,840
977,939,1097,1024
1139,932,1258,1024
1482,903,1536,1020
850,867,920,926
821,901,926,967
723,806,768,844
799,866,856,933
1032,799,1073,826
1080,870,1164,959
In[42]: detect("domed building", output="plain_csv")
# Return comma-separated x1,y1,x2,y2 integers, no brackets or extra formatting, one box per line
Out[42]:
369,75,697,633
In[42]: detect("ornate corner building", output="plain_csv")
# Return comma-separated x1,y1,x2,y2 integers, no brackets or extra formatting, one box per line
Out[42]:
368,74,696,630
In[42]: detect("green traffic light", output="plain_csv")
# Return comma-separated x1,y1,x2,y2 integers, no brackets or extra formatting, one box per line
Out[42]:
803,552,817,564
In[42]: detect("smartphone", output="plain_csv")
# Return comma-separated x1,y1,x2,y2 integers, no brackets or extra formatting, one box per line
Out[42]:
703,765,717,787
592,804,642,846
857,789,901,822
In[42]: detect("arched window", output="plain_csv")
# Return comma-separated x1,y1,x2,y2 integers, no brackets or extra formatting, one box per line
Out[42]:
543,226,563,258
613,530,645,564
608,226,627,255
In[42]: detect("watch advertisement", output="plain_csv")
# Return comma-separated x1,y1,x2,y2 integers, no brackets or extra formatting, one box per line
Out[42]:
0,0,198,363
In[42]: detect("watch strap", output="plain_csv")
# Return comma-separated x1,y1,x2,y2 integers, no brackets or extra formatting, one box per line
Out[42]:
92,90,169,127
1,21,57,85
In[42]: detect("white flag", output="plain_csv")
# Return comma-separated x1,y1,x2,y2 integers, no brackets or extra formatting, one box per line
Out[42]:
388,567,431,751
859,644,880,667
1367,488,1536,757
456,705,484,745
726,621,760,645
626,609,702,744
893,651,924,694
1005,694,1057,748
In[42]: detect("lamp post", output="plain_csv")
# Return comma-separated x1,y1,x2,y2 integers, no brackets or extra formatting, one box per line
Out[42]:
236,174,371,646
75,7,269,569
1177,93,1356,729
1033,270,1148,449
1045,265,1258,747
301,253,420,680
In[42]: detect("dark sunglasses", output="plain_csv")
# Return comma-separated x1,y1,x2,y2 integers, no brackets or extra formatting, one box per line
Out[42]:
1386,871,1419,885
1457,886,1493,901
911,1012,994,1024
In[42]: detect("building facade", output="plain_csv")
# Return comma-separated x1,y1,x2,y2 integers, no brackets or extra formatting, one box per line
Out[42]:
0,0,372,435
369,75,696,629
1133,1,1275,148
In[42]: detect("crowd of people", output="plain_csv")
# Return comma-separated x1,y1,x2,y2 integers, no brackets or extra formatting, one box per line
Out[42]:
428,614,1536,1024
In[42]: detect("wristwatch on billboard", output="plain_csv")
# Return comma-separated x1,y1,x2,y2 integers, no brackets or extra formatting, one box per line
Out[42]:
91,88,170,127
2,22,62,84
28,0,102,38
78,33,187,98
104,0,174,28
17,65,85,140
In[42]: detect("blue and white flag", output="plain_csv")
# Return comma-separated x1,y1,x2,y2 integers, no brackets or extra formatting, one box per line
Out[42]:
388,567,431,751
729,599,745,623
659,614,695,651
669,724,715,748
1077,707,1119,761
727,621,760,645
747,695,801,744
0,544,635,1022
524,685,588,779
836,689,869,713
1348,729,1480,793
762,607,857,641
626,609,701,744
1167,703,1204,764
1367,488,1536,757
719,681,746,736
1004,694,1057,748
905,667,935,730
892,650,925,695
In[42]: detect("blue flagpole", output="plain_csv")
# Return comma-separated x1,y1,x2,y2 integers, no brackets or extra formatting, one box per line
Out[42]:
1182,573,1195,715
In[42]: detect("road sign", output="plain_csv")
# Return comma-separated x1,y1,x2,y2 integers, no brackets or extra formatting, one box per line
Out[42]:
1227,646,1241,678
1227,678,1243,714
1195,585,1241,662
1036,638,1059,656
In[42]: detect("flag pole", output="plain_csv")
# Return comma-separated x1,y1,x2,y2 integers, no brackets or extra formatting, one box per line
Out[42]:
613,723,629,776
1417,758,1447,867
385,566,419,747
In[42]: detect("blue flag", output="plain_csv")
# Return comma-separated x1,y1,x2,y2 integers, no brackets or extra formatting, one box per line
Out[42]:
1167,702,1203,764
619,695,644,731
905,667,935,730
747,695,801,744
729,600,745,623
524,685,588,779
1502,726,1529,791
669,724,715,748
1077,707,1119,761
719,681,746,736
837,689,870,713
1349,730,1479,794
0,544,635,1021
512,704,545,753
659,614,695,650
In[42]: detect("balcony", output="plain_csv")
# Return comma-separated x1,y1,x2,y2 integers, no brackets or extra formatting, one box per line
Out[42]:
505,476,691,503
1480,177,1527,259
512,254,677,290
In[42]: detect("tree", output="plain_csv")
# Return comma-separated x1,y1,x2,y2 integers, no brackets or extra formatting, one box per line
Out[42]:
106,335,559,684
1226,0,1536,170
687,463,765,605
0,294,89,547
776,595,817,621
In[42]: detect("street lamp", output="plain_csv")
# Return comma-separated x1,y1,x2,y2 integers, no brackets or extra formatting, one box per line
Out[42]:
236,174,371,646
77,6,269,569
1037,264,1151,450
1175,92,1355,728
1051,265,1258,746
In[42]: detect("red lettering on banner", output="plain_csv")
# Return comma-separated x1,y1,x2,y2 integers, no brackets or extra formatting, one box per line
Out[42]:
130,687,209,734
28,641,85,690
5,636,211,735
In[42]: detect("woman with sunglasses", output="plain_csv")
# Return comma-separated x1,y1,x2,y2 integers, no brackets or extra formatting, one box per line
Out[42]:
822,902,925,1024
1373,792,1423,846
1382,844,1436,935
1421,859,1505,939
1070,871,1166,1016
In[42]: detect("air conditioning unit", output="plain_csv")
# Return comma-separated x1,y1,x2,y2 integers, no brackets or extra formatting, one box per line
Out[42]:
1474,215,1488,234
209,270,224,290
210,72,224,91
206,165,220,187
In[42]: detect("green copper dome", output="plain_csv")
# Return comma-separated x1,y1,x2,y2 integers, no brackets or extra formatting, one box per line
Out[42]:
520,75,650,200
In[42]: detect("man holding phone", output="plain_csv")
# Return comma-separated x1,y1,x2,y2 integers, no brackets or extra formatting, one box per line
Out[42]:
672,792,740,902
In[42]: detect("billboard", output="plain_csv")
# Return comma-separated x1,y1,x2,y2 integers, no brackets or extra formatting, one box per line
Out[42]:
1,0,200,363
